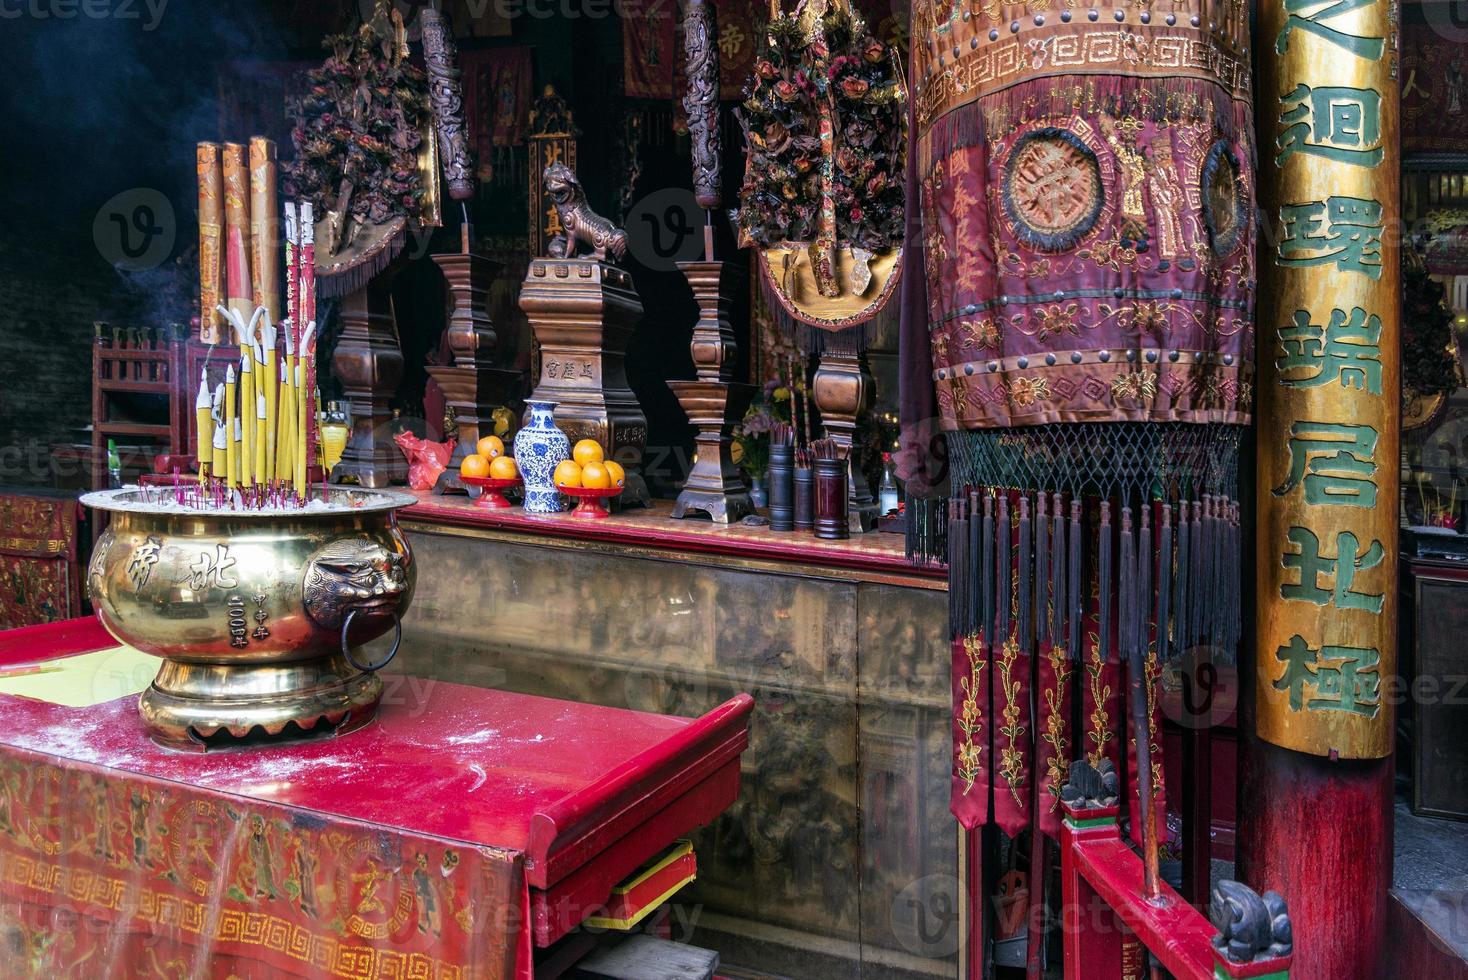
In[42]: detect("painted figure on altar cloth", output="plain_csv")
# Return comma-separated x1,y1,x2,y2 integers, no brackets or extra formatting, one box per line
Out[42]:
247,813,281,900
287,830,323,918
413,852,444,936
0,766,18,839
129,788,152,867
88,781,115,863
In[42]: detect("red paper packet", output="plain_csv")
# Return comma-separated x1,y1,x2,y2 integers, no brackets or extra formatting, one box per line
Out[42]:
394,432,456,491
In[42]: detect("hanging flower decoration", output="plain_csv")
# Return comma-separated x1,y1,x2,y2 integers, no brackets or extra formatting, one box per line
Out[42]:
737,16,824,246
285,14,431,228
737,8,904,252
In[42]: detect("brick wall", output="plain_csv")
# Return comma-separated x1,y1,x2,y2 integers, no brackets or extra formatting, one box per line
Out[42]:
0,231,149,489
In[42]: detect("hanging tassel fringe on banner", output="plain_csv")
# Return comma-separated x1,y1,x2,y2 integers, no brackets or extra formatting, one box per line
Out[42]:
943,420,1243,842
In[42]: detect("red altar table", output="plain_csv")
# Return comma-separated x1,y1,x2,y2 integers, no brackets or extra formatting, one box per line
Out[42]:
0,618,751,978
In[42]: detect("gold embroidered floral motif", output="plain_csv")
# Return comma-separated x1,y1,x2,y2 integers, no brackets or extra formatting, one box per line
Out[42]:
956,632,988,795
1042,643,1073,812
959,318,1002,351
931,330,951,365
1008,375,1052,407
996,633,1026,805
1126,642,1168,801
1111,371,1159,403
973,0,1003,21
1034,303,1081,342
951,376,972,422
1086,630,1114,766
1131,300,1171,334
1146,643,1166,793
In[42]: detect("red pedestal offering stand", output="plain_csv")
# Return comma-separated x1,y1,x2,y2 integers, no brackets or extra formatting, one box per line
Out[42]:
559,485,622,520
0,618,752,978
461,475,523,510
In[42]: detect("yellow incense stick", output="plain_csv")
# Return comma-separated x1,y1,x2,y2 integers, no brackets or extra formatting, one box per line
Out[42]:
224,365,238,489
277,355,294,486
239,353,254,487
195,372,212,484
255,390,267,486
263,347,278,483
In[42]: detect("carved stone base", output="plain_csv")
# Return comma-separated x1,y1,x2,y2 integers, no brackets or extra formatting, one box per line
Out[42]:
331,277,406,489
812,349,876,533
519,259,650,510
669,380,756,524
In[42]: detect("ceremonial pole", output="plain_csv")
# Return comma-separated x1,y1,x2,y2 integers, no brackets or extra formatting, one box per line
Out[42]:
1243,0,1399,972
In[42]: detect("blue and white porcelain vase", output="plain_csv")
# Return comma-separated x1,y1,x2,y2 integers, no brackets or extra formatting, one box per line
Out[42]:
513,400,571,514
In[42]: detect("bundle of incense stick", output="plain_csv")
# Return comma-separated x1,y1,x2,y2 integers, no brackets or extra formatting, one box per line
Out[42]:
197,143,225,345
184,199,323,510
903,495,948,566
810,438,848,462
771,422,794,448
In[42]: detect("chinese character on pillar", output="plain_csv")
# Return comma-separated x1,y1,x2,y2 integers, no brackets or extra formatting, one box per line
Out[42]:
1255,0,1400,759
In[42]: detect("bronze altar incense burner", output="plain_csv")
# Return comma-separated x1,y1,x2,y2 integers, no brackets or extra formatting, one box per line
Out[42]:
83,487,417,751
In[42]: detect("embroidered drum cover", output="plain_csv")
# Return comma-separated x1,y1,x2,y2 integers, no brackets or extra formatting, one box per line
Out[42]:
912,0,1256,431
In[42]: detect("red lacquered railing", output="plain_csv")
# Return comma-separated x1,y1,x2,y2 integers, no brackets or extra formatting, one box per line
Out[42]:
1060,797,1292,980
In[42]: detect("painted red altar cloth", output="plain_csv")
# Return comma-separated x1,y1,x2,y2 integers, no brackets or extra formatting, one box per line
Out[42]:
0,618,752,979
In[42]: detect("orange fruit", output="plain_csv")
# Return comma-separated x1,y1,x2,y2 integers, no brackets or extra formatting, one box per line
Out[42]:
488,455,518,480
603,460,626,487
581,462,611,489
460,454,490,479
553,460,583,488
572,439,605,466
476,435,505,459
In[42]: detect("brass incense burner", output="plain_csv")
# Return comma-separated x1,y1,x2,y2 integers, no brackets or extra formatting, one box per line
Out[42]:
83,488,417,751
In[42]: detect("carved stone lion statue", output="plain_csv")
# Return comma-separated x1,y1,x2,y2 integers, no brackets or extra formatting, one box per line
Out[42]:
543,162,628,262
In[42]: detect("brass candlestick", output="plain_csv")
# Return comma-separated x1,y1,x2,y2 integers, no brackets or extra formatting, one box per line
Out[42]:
670,261,755,524
330,275,407,488
812,349,876,533
519,257,651,508
428,233,521,496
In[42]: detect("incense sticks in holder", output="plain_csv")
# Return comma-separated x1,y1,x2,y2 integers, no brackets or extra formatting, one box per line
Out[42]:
812,439,850,541
768,424,795,532
794,449,814,531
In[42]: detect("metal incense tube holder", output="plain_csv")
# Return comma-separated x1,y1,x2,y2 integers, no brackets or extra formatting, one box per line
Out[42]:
794,464,815,531
813,457,850,540
768,444,795,531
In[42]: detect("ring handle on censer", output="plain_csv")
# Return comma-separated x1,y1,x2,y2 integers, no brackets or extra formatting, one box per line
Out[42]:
341,608,402,673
